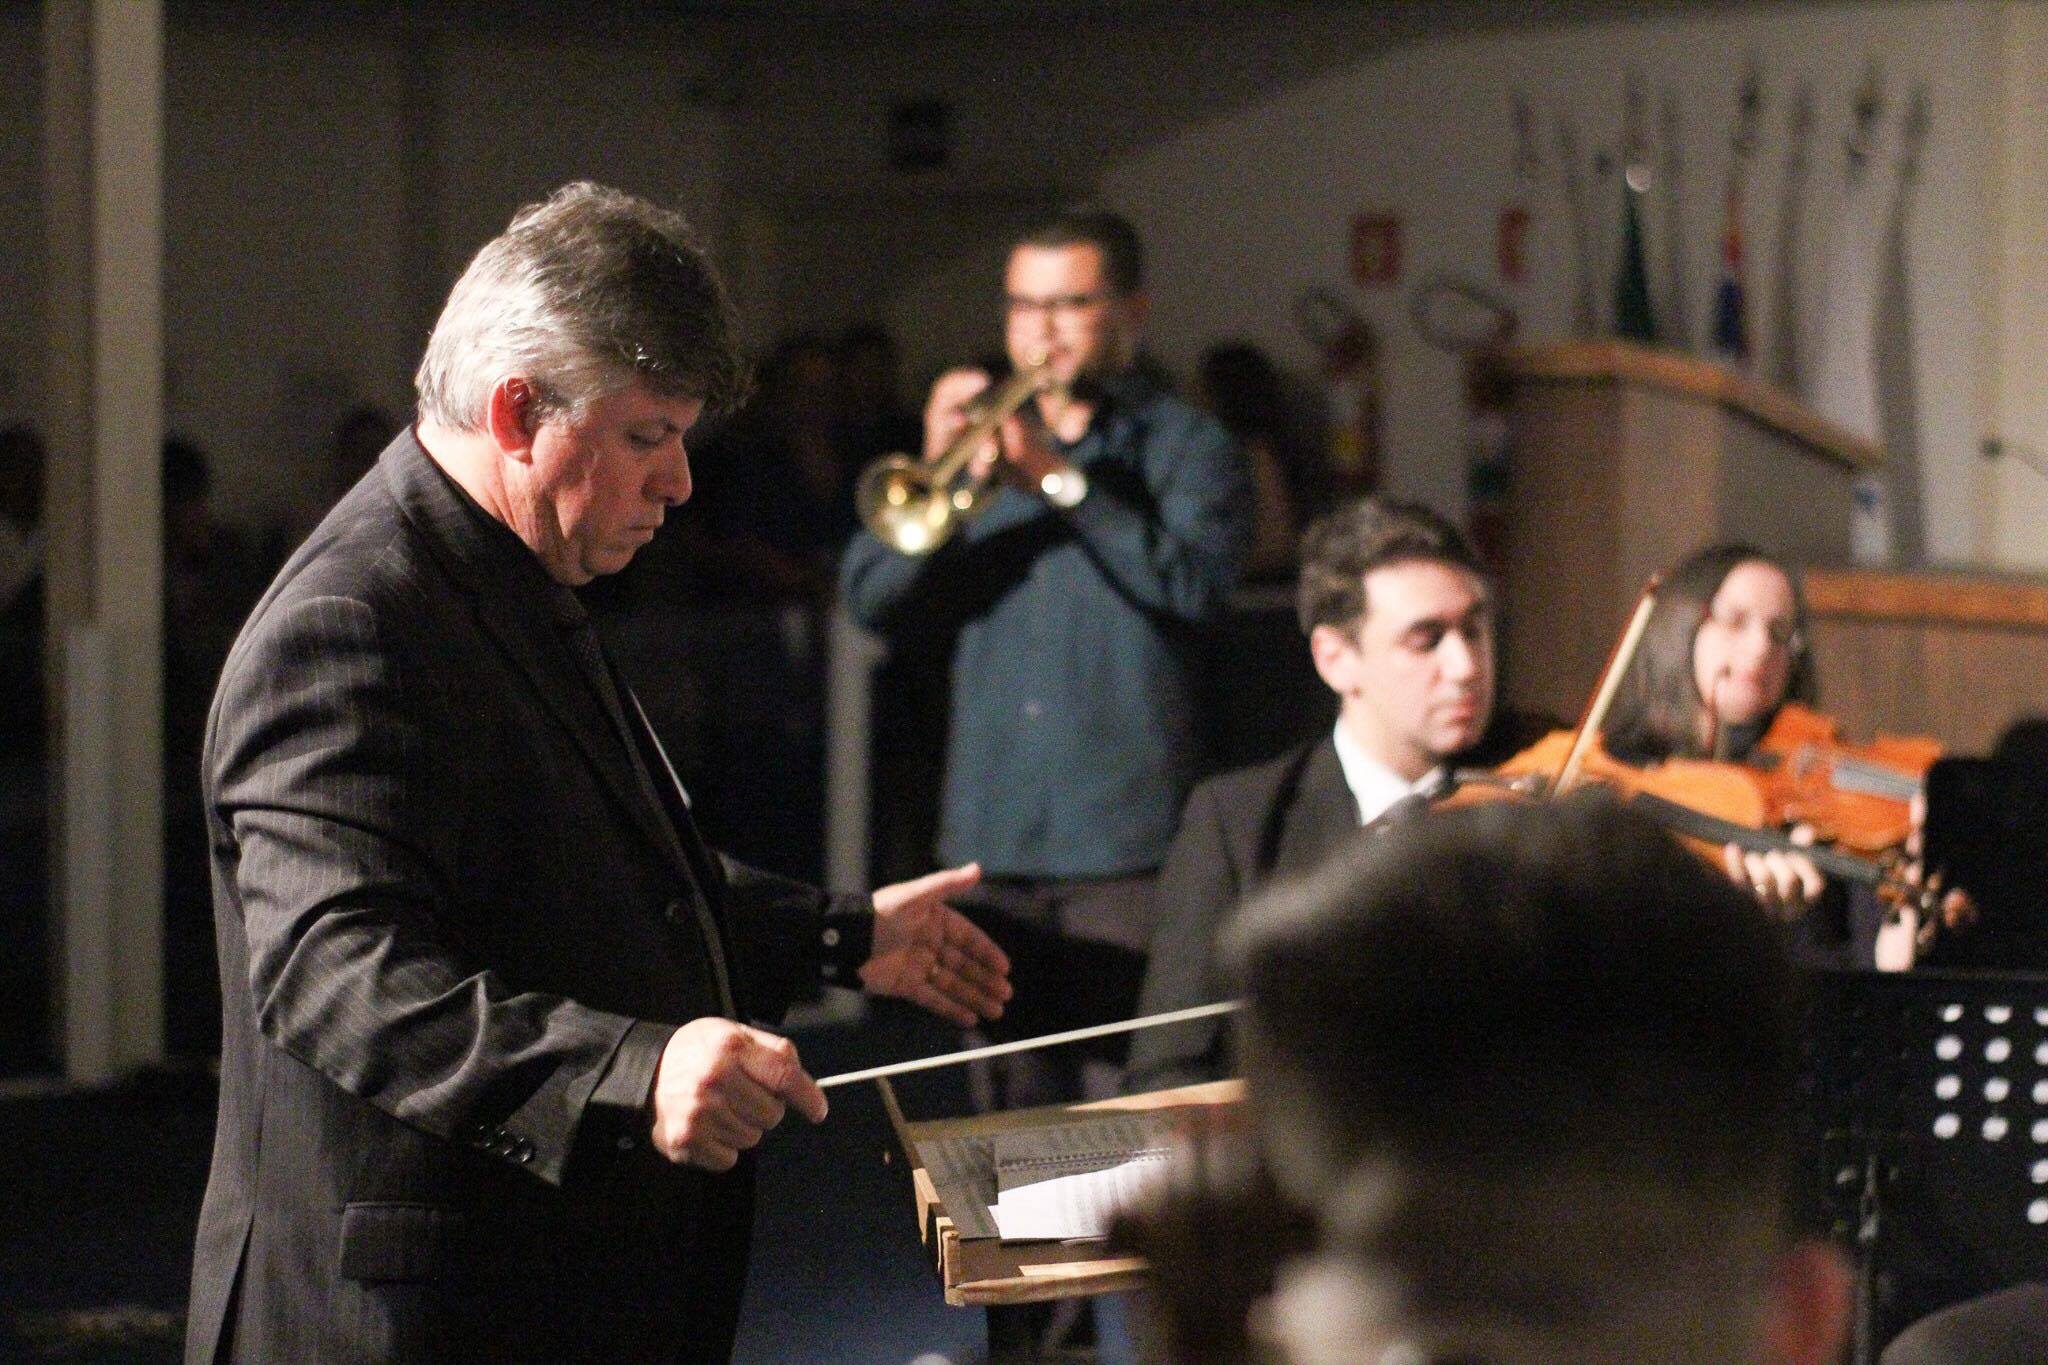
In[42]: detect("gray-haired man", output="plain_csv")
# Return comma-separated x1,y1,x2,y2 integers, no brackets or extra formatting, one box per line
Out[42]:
187,183,1009,1364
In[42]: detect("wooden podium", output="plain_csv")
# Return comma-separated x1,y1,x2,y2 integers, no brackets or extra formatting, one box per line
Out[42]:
878,1077,1242,1306
1497,340,1884,722
1802,565,2048,752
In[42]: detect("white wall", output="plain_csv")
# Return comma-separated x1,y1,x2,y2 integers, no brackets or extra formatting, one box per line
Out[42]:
163,25,413,532
0,18,730,541
1102,0,2022,565
429,38,728,305
1985,1,2048,566
885,209,1052,393
156,24,729,536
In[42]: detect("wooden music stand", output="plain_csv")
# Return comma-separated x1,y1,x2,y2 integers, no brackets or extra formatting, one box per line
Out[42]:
875,1077,1242,1306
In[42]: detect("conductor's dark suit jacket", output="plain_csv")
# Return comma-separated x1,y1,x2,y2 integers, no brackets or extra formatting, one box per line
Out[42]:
1122,735,1360,1094
186,432,865,1364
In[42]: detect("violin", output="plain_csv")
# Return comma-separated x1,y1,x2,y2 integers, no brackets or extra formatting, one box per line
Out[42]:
1453,728,1919,906
1444,579,1964,950
1748,702,1942,854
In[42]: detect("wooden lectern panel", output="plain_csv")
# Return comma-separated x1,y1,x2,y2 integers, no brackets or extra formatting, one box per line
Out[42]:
879,1078,1242,1306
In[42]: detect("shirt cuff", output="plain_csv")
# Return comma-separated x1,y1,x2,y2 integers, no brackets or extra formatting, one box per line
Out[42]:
819,897,877,987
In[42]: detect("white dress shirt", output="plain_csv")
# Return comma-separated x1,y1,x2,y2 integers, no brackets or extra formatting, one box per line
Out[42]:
1331,722,1447,827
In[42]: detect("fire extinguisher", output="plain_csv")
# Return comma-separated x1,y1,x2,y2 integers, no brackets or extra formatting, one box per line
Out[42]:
1293,286,1382,498
1409,274,1519,572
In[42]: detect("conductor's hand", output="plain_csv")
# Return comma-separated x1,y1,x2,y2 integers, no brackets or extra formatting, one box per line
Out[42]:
649,1019,828,1172
863,863,1013,1028
1722,823,1826,921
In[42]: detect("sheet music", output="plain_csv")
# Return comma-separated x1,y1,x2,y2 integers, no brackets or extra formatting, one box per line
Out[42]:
914,1110,1182,1243
914,1133,1000,1240
989,1112,1179,1242
991,1151,1170,1242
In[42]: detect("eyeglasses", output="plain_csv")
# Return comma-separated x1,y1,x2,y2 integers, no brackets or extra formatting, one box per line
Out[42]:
1701,608,1803,652
1005,291,1111,321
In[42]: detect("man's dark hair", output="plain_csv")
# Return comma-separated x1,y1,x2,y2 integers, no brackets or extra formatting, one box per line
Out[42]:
1294,496,1487,636
1014,207,1145,295
1226,794,1800,1206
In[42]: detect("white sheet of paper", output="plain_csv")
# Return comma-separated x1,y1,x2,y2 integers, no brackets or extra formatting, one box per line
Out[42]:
989,1152,1170,1241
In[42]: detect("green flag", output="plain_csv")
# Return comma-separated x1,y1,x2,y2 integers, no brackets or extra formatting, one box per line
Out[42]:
1614,187,1657,341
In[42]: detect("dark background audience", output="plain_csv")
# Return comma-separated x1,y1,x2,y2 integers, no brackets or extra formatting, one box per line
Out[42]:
1,423,51,1075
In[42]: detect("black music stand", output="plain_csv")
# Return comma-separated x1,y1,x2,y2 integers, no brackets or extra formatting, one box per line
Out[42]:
1922,757,2048,970
1801,969,2048,1360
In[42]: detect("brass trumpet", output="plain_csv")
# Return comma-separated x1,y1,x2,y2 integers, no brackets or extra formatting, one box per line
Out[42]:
855,355,1059,556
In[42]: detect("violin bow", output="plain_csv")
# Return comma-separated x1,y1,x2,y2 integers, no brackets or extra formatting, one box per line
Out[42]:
1552,577,1661,795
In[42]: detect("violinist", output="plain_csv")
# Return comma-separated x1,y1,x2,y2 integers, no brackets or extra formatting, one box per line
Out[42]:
1600,543,1834,923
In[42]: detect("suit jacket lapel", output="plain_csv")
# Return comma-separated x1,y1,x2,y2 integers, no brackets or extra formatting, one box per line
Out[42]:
1272,736,1362,880
481,602,700,875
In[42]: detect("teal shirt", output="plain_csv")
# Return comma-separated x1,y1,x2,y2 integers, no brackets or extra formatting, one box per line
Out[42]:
841,372,1251,879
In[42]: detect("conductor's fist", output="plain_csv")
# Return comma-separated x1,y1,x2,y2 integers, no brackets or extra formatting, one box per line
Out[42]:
649,1019,829,1172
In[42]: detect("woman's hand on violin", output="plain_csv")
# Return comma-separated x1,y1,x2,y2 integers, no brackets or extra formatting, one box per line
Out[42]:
1722,823,1826,920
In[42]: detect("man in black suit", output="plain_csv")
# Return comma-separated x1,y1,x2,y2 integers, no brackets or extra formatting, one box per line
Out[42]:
1124,497,1494,1093
186,183,1010,1365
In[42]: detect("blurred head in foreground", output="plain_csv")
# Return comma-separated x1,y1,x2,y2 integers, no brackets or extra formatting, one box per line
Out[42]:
1207,796,1849,1365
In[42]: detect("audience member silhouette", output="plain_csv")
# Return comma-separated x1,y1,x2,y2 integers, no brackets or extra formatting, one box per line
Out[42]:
0,424,50,1072
1117,796,1851,1365
1193,342,1326,580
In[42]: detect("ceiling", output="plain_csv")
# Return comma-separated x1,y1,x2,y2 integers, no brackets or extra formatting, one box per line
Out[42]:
162,0,1817,330
172,0,1810,210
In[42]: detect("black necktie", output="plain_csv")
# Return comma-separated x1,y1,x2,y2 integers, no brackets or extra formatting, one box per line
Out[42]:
1368,770,1452,834
555,595,737,1017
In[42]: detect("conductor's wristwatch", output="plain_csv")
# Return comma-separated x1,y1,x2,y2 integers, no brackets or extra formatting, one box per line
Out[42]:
1040,465,1089,508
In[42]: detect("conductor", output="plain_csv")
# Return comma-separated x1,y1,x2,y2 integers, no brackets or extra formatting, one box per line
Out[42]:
185,183,1010,1365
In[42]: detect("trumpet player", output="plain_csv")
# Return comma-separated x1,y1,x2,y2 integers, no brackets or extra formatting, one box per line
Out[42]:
841,208,1250,1128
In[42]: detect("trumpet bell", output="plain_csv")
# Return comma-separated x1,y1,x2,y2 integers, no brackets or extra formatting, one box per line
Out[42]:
854,353,1051,556
855,452,986,555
